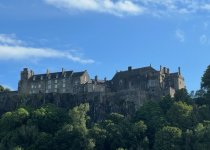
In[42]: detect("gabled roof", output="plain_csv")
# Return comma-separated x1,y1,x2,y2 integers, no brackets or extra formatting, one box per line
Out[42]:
72,71,86,78
29,70,86,81
112,66,158,80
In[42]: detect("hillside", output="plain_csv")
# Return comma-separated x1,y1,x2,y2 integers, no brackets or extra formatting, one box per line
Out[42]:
0,65,209,150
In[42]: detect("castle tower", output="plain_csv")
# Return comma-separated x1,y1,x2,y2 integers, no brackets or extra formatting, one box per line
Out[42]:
20,68,33,81
18,68,34,94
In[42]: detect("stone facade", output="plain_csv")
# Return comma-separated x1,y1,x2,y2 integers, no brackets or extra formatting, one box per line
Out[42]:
111,66,185,97
18,68,91,94
18,65,185,98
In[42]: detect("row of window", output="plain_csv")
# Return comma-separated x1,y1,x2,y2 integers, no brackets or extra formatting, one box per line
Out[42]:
30,88,66,94
31,83,66,89
33,75,68,81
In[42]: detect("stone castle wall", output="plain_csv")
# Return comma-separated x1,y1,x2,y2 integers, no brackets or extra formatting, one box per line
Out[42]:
0,89,154,121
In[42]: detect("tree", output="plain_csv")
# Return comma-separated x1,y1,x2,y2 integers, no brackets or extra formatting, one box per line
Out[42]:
0,85,10,92
201,65,210,105
159,95,174,114
54,103,95,150
135,101,167,148
174,89,192,104
167,102,193,130
154,126,182,150
0,85,4,92
201,65,210,91
31,104,66,133
193,121,210,150
0,108,29,131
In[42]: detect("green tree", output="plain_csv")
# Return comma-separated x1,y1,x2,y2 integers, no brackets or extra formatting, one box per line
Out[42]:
135,101,166,148
193,121,210,150
54,103,95,150
201,65,210,105
0,85,10,92
167,102,193,129
159,95,174,114
0,108,29,131
174,89,192,104
201,65,210,91
31,104,66,133
154,126,182,150
0,85,4,92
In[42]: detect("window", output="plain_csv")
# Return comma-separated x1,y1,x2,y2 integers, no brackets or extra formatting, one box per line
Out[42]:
46,90,49,93
31,85,34,89
48,85,51,89
55,85,58,89
41,76,43,80
33,76,36,81
56,74,58,78
119,80,123,85
75,81,78,85
63,89,66,93
55,80,57,84
38,84,41,88
62,79,66,83
48,80,51,84
54,89,57,93
63,84,66,88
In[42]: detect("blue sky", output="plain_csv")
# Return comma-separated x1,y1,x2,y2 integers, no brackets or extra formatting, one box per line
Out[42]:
0,0,210,92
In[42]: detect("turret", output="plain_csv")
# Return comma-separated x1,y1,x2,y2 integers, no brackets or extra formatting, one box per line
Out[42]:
20,68,33,80
128,66,132,71
178,67,181,75
95,75,98,81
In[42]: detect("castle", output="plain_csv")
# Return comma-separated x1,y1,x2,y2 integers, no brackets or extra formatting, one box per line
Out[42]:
18,65,185,98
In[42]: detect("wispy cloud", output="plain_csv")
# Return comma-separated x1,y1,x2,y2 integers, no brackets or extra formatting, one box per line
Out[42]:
43,0,145,16
0,34,24,46
200,34,209,45
175,29,185,42
0,34,94,64
43,0,210,16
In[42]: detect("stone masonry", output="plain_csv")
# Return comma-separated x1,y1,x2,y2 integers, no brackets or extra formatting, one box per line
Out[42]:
18,65,185,99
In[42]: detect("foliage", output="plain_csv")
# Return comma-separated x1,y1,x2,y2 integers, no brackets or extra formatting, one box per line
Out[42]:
0,65,210,149
0,85,11,92
167,101,193,129
154,126,182,150
201,65,210,91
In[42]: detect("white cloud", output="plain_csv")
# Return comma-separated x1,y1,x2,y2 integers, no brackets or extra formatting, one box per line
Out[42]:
175,29,185,42
200,34,209,45
203,22,209,30
0,34,94,64
0,34,24,46
43,0,144,16
201,4,210,11
43,0,210,16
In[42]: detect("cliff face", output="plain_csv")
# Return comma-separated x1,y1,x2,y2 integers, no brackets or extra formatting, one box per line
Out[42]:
0,90,160,121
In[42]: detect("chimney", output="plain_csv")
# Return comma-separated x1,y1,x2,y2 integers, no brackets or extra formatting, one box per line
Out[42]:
160,65,162,71
178,67,181,75
46,69,50,75
62,68,65,74
163,67,166,73
128,66,132,71
104,77,107,82
95,75,98,81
